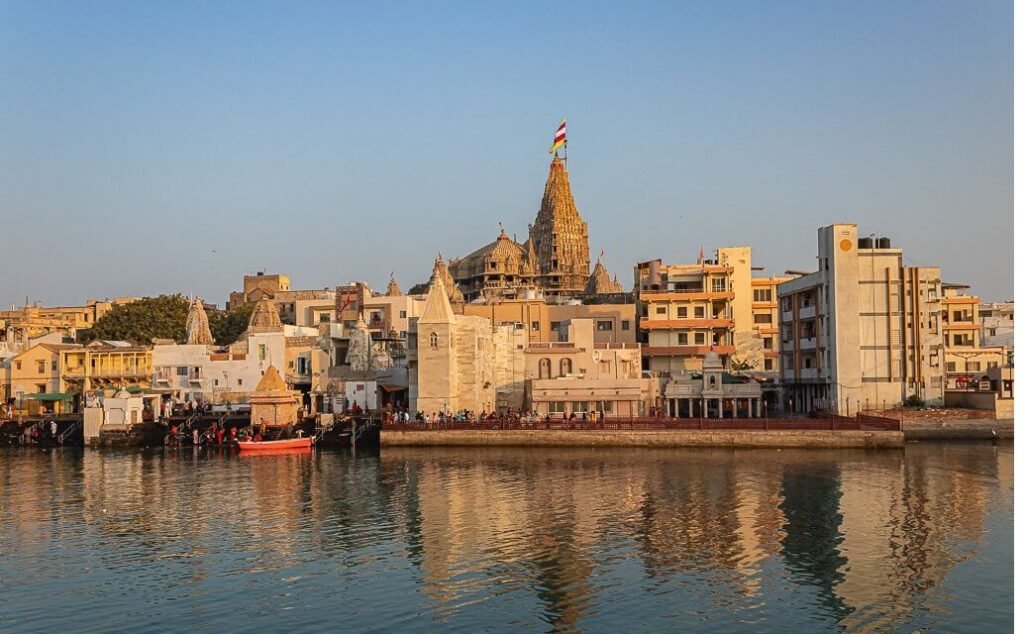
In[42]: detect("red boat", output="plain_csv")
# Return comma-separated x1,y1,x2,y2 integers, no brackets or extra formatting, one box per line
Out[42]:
237,437,312,453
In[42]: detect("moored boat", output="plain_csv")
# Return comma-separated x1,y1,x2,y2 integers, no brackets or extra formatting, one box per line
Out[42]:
237,437,312,453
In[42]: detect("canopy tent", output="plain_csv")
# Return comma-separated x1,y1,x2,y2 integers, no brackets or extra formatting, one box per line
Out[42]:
24,392,76,402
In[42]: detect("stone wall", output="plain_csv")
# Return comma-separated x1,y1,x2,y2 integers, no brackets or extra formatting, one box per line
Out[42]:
382,429,903,449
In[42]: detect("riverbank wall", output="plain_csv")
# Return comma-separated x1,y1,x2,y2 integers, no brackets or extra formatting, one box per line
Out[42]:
381,429,904,449
903,419,1013,441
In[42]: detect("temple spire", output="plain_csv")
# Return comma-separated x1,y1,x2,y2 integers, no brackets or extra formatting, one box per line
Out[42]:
528,156,590,296
185,297,214,345
385,273,401,297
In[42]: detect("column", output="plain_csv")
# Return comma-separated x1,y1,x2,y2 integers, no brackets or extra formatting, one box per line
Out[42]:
718,398,724,418
687,399,693,418
757,399,762,417
701,399,708,418
731,398,737,418
669,399,676,418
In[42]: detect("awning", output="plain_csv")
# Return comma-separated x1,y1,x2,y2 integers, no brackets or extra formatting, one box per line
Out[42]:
378,384,407,393
25,392,76,402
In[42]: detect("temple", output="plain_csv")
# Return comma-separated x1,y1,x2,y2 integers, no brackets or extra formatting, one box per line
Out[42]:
450,156,593,302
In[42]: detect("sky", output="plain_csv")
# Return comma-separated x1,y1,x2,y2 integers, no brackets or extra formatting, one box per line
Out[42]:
0,0,1013,307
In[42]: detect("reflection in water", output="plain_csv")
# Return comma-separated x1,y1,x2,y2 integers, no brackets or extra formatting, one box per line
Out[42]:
0,444,1013,633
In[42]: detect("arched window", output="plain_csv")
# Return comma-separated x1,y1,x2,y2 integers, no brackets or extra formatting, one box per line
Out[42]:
430,332,438,349
539,358,551,379
560,358,573,377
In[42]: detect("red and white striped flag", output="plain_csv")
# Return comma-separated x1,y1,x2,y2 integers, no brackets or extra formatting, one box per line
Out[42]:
549,118,567,154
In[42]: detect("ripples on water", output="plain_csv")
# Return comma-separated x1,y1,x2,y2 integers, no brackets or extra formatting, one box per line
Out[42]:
0,443,1012,633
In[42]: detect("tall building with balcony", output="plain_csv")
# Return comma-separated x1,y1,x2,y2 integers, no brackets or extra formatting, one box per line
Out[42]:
61,341,152,396
635,247,786,375
777,224,947,414
941,285,1007,385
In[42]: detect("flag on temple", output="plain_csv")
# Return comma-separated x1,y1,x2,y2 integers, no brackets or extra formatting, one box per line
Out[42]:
549,118,567,153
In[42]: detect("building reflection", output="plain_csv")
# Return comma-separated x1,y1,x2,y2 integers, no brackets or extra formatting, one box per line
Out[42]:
381,444,1011,630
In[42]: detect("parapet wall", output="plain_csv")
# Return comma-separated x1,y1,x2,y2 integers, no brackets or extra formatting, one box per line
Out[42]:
381,429,903,449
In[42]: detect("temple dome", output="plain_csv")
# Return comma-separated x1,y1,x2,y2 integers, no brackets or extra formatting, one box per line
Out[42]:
255,365,288,392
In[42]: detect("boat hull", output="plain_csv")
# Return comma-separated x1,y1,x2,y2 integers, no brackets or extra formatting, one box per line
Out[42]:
237,437,312,453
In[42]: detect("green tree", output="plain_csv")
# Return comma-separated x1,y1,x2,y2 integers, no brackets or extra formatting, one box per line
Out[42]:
79,295,190,344
208,303,255,346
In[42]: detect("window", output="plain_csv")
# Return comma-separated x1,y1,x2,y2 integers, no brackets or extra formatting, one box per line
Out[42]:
400,331,406,339
677,333,688,345
550,321,561,332
987,361,998,370
946,362,956,372
694,332,706,345
429,332,439,349
655,306,667,315
804,357,813,369
694,306,705,318
319,313,331,323
763,337,772,349
14,361,21,371
622,320,630,331
258,344,267,361
549,401,566,413
712,278,726,292
531,321,540,332
989,329,997,336
754,289,772,302
37,360,45,374
676,306,687,318
214,379,219,386
51,360,57,372
400,310,407,318
560,358,573,376
754,314,772,324
597,320,613,331
764,358,773,371
539,358,551,379
781,297,792,312
177,367,188,376
966,362,981,372
237,379,243,386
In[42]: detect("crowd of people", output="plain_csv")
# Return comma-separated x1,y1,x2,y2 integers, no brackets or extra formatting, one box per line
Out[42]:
384,408,609,427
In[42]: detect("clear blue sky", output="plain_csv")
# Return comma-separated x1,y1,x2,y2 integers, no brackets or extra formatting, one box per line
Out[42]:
1,0,1012,307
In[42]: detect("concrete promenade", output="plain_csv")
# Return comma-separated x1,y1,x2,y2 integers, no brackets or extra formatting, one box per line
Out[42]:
381,428,904,449
903,419,1013,440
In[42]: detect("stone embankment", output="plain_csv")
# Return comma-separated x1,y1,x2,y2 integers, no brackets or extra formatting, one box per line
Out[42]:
381,429,904,449
903,419,1013,441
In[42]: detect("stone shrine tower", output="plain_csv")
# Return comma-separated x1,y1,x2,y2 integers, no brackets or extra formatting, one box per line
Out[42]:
528,156,590,297
249,365,300,427
185,297,215,345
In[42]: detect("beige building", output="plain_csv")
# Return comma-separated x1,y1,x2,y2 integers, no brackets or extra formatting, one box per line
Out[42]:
636,247,789,375
226,271,335,328
940,286,1007,385
61,341,152,396
979,300,1014,351
462,299,635,346
525,318,652,417
778,225,947,414
0,298,137,355
662,352,765,418
408,279,526,415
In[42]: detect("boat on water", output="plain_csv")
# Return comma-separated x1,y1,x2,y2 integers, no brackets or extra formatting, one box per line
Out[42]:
237,437,312,453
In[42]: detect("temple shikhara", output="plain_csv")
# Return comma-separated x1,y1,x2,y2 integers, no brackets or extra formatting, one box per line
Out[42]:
447,155,604,303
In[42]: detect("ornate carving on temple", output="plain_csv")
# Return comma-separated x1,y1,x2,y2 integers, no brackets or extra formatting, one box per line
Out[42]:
185,297,215,345
345,314,372,371
528,156,590,296
449,227,542,302
247,298,283,334
584,255,624,296
249,365,300,427
430,254,464,306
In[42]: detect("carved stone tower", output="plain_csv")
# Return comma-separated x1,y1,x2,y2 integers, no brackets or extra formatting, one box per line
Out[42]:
528,156,590,297
185,297,215,345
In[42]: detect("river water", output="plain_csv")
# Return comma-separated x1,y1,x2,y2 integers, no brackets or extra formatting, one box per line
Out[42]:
0,443,1012,632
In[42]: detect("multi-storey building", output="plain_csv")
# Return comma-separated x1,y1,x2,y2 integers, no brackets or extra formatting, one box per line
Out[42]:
777,224,946,414
635,247,788,375
980,301,1014,351
6,343,79,414
61,342,152,396
525,319,653,417
462,298,635,346
941,286,1007,385
0,298,137,355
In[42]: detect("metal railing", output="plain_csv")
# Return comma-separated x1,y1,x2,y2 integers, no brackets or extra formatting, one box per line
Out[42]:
383,414,901,433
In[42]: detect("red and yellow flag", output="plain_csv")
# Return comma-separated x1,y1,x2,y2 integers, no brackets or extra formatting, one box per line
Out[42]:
549,118,567,154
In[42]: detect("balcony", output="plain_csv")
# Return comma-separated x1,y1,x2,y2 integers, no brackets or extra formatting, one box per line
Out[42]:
526,342,582,353
639,318,734,330
639,290,734,302
642,345,736,357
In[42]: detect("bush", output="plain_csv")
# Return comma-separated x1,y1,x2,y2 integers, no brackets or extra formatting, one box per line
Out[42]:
903,394,926,409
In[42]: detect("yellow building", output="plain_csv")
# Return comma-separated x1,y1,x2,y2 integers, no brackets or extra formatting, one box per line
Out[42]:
941,285,1007,384
7,343,79,414
636,247,789,375
61,341,153,396
0,298,137,354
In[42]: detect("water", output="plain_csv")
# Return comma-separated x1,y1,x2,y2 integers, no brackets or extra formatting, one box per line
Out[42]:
0,443,1012,633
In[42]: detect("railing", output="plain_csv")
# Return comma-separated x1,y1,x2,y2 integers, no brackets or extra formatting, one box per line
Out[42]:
383,414,902,433
58,420,81,444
